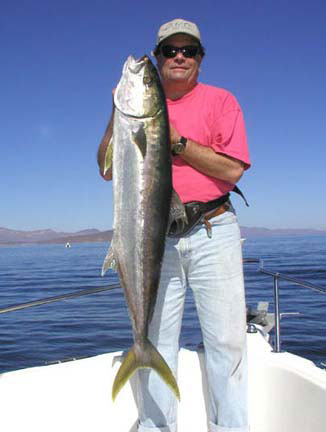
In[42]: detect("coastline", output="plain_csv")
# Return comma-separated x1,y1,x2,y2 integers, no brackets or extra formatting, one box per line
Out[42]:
1,227,326,246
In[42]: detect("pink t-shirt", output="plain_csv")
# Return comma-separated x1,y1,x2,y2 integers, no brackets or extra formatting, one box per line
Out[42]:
167,82,250,203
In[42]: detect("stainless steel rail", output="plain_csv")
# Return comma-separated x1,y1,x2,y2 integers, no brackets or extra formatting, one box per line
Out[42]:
0,284,120,314
1,258,325,355
244,258,326,352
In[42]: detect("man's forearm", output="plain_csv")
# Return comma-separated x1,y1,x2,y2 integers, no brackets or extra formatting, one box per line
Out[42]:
179,139,244,184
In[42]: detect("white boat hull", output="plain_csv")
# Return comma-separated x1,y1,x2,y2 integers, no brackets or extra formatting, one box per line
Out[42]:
0,331,325,431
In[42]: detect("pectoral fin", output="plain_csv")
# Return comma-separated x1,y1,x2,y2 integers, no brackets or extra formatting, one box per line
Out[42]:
131,124,147,159
101,243,117,276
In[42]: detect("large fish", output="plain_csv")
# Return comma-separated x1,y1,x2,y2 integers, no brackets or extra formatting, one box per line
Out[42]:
102,55,182,401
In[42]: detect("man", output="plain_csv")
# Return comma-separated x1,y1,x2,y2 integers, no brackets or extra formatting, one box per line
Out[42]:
98,18,250,432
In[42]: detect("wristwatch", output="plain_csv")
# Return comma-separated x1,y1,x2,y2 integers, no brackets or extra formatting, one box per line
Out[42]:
172,136,187,156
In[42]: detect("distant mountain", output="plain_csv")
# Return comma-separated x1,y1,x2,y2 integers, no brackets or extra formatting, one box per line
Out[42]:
36,230,113,244
240,226,326,238
1,226,325,245
0,227,106,245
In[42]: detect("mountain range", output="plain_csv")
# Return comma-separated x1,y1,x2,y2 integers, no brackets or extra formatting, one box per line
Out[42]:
0,227,112,245
1,226,325,245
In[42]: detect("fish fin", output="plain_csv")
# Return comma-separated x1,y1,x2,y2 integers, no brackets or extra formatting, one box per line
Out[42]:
131,124,147,159
167,189,188,234
103,136,114,176
101,244,117,276
112,341,180,401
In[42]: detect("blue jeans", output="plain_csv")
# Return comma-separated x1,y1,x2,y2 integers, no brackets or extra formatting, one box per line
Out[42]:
137,206,249,432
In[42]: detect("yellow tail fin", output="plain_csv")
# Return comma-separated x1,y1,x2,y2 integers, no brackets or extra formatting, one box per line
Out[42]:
112,341,180,401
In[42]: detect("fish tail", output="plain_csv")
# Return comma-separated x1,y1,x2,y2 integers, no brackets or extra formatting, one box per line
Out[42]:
112,340,180,401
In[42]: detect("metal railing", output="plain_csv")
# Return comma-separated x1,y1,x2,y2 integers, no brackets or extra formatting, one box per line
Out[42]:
0,284,120,315
244,258,326,352
1,258,325,355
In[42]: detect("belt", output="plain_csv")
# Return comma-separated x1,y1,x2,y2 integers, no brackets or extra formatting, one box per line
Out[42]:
205,201,230,221
203,201,230,238
168,197,230,239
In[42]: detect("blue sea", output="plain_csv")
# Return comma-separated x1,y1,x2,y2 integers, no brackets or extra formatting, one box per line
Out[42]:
1,236,326,374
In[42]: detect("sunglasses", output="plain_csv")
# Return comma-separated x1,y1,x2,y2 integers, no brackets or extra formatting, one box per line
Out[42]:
160,45,201,59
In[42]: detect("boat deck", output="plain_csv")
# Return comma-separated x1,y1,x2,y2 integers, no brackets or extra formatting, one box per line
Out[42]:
0,330,325,431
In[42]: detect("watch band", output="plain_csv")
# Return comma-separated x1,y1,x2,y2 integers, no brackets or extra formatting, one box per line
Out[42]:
172,136,187,156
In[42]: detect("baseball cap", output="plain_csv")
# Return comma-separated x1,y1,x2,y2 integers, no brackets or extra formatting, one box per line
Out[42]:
156,18,202,46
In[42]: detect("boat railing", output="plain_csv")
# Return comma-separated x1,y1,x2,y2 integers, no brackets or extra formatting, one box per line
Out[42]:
0,284,119,315
1,258,326,354
244,258,326,353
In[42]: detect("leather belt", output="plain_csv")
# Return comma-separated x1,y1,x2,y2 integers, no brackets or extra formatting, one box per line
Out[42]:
205,201,230,221
168,197,230,239
203,202,230,238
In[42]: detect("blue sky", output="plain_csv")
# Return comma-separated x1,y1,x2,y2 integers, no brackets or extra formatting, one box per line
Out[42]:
1,0,325,232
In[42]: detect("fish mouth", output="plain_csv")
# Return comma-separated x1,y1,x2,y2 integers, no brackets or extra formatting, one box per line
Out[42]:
127,55,149,74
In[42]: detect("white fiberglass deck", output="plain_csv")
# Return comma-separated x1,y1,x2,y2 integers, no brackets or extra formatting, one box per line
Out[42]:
0,331,325,432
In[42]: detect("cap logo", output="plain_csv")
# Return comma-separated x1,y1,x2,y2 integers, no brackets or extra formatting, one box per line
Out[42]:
162,22,193,32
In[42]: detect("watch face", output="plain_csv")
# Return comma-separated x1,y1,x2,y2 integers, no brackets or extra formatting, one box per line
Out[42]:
174,143,184,154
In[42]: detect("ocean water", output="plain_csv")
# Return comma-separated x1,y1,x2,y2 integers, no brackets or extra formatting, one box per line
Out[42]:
0,236,326,373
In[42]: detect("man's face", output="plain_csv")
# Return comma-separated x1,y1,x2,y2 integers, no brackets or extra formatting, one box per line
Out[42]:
156,34,203,87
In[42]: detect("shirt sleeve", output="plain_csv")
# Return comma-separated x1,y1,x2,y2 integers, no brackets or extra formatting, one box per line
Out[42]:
210,94,251,169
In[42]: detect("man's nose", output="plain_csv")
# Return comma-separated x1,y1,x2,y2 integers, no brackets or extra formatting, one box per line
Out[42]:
174,52,185,61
